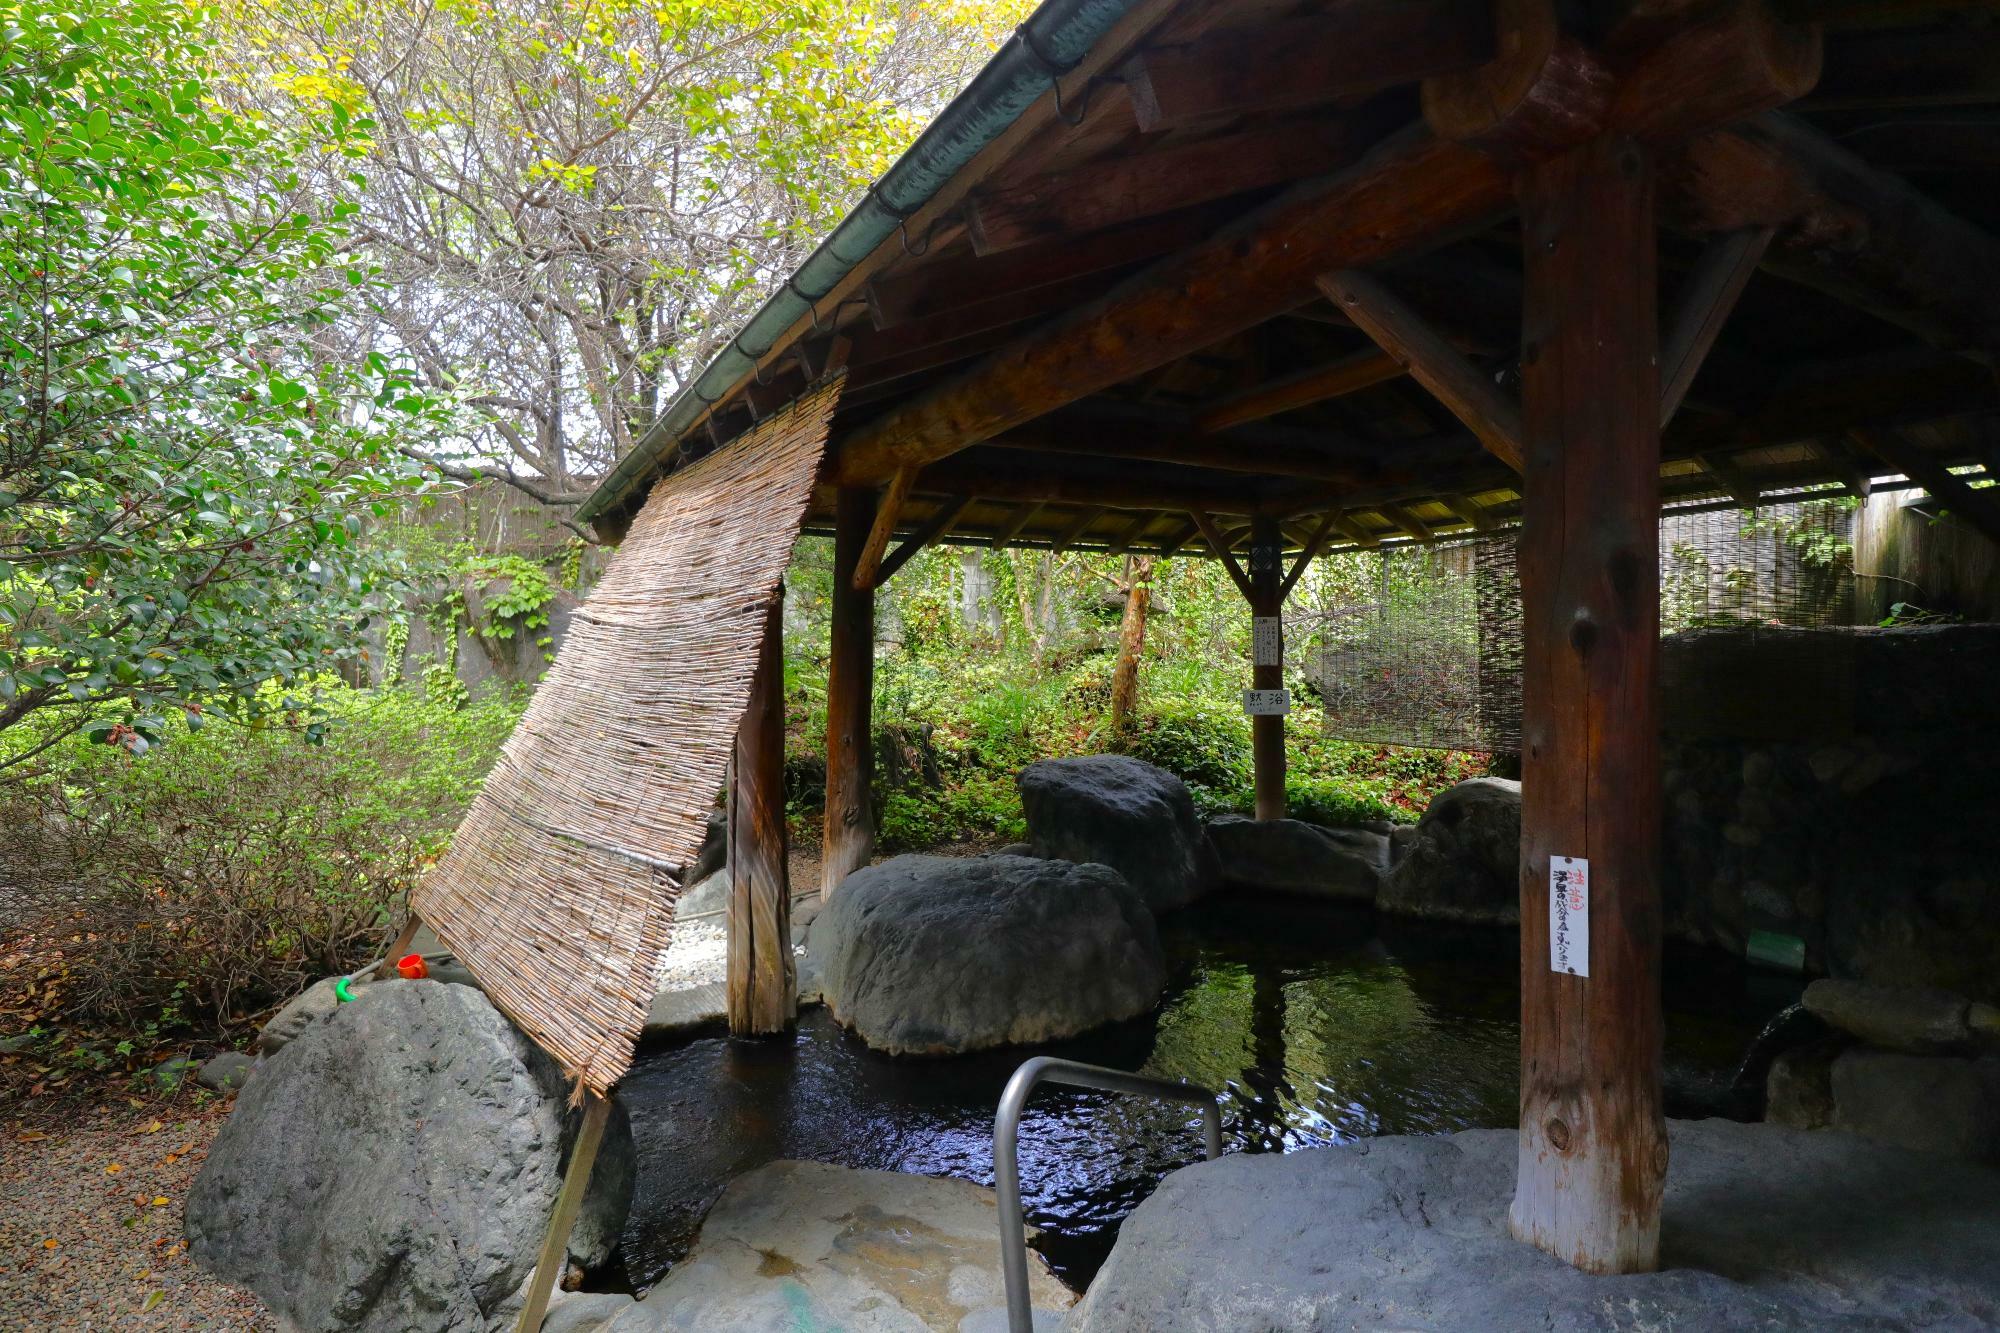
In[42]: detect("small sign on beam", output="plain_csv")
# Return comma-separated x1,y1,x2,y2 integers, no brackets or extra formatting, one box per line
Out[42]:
1251,616,1283,666
1549,856,1590,978
1242,688,1290,716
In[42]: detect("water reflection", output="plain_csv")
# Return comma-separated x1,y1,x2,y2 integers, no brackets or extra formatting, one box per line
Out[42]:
619,899,1781,1291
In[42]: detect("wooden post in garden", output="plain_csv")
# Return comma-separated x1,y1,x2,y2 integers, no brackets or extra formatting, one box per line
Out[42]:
1247,515,1286,822
823,488,877,899
727,596,796,1037
1510,132,1667,1274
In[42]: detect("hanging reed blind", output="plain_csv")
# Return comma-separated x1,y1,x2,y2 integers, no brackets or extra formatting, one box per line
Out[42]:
414,379,841,1093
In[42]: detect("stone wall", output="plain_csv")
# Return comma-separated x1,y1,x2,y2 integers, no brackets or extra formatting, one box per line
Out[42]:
1659,624,2000,1002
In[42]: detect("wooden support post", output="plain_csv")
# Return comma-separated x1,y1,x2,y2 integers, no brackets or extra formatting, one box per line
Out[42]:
851,467,914,591
371,915,424,979
513,1093,613,1333
824,491,876,900
1513,133,1667,1275
1248,515,1286,822
727,597,796,1036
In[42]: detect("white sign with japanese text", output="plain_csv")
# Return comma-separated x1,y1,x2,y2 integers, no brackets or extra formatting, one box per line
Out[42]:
1252,616,1283,666
1549,855,1590,977
1242,688,1290,716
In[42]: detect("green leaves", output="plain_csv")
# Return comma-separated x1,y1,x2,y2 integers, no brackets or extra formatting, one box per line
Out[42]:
0,0,435,754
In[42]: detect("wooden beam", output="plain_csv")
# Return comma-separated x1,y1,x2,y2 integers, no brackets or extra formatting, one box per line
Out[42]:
1422,0,1616,164
1331,510,1382,548
832,128,1516,486
1806,24,2000,111
1666,112,2000,360
917,451,1269,514
1608,0,1821,146
512,1094,613,1333
1659,226,1774,428
1106,510,1158,558
1440,493,1496,531
987,415,1380,484
865,209,1225,330
1319,270,1527,472
1697,451,1762,507
1812,439,1873,498
1195,350,1407,432
823,491,875,899
727,599,796,1037
874,495,975,586
1122,0,1494,133
1247,515,1286,822
1279,511,1341,597
1381,503,1437,543
1514,132,1666,1276
1849,428,2000,545
991,501,1045,548
851,467,915,591
1052,505,1107,552
1156,517,1200,557
1189,511,1254,599
967,116,1364,256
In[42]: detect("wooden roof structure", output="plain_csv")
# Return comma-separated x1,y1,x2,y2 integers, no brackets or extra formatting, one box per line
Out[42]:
583,0,2000,560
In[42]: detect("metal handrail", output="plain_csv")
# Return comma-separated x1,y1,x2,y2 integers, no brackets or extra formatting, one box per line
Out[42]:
993,1056,1223,1333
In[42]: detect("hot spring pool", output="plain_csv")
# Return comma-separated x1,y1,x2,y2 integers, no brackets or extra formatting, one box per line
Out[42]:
617,898,1791,1292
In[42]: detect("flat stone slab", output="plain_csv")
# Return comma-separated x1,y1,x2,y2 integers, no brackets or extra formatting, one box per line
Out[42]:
1069,1118,2000,1330
617,1160,1074,1331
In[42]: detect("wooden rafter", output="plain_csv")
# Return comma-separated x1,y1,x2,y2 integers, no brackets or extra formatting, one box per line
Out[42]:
1659,226,1774,427
1279,511,1341,597
851,466,915,591
1849,428,2000,544
865,209,1224,330
967,115,1364,256
1439,493,1496,531
1122,0,1493,133
1052,505,1107,552
1381,503,1437,543
1106,510,1158,558
874,495,975,587
991,501,1045,548
1188,510,1254,598
830,130,1517,486
1195,350,1406,432
1318,270,1526,472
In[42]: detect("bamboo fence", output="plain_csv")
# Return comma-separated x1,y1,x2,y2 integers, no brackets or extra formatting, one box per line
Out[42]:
413,379,842,1093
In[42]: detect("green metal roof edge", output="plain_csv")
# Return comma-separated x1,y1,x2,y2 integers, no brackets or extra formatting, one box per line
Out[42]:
577,0,1142,526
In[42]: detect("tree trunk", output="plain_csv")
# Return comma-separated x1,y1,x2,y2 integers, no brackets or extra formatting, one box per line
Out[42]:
1108,556,1155,739
823,489,876,899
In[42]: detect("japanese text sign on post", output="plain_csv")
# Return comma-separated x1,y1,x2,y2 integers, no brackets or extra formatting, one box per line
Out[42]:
1252,616,1282,667
1549,855,1589,977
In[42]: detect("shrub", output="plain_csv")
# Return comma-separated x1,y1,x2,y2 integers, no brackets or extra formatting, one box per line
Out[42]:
1121,695,1251,793
0,685,522,1035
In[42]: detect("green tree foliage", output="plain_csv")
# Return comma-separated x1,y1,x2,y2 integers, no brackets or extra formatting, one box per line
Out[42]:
0,0,441,762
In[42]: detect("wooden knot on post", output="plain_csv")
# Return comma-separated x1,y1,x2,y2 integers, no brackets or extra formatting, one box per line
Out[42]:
1545,1117,1573,1153
1569,606,1599,657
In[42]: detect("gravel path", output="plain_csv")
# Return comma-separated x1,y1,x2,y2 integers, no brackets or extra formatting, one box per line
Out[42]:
0,1098,274,1330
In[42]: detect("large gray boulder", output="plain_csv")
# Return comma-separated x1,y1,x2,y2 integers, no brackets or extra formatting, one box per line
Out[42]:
1830,1049,2000,1163
1018,756,1218,912
627,1160,1074,1331
818,854,1164,1055
1802,978,1981,1054
1068,1119,2000,1331
1377,777,1521,924
1204,815,1389,903
187,981,634,1331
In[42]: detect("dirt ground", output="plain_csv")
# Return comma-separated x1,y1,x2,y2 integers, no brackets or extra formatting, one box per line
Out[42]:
0,1095,275,1330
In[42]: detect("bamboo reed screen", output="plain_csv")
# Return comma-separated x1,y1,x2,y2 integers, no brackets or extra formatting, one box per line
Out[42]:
413,379,842,1093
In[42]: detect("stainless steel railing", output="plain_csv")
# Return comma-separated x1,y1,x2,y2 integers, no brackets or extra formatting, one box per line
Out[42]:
993,1056,1223,1333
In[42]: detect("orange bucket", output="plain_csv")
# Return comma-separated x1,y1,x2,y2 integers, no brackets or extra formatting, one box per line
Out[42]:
396,953,429,980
